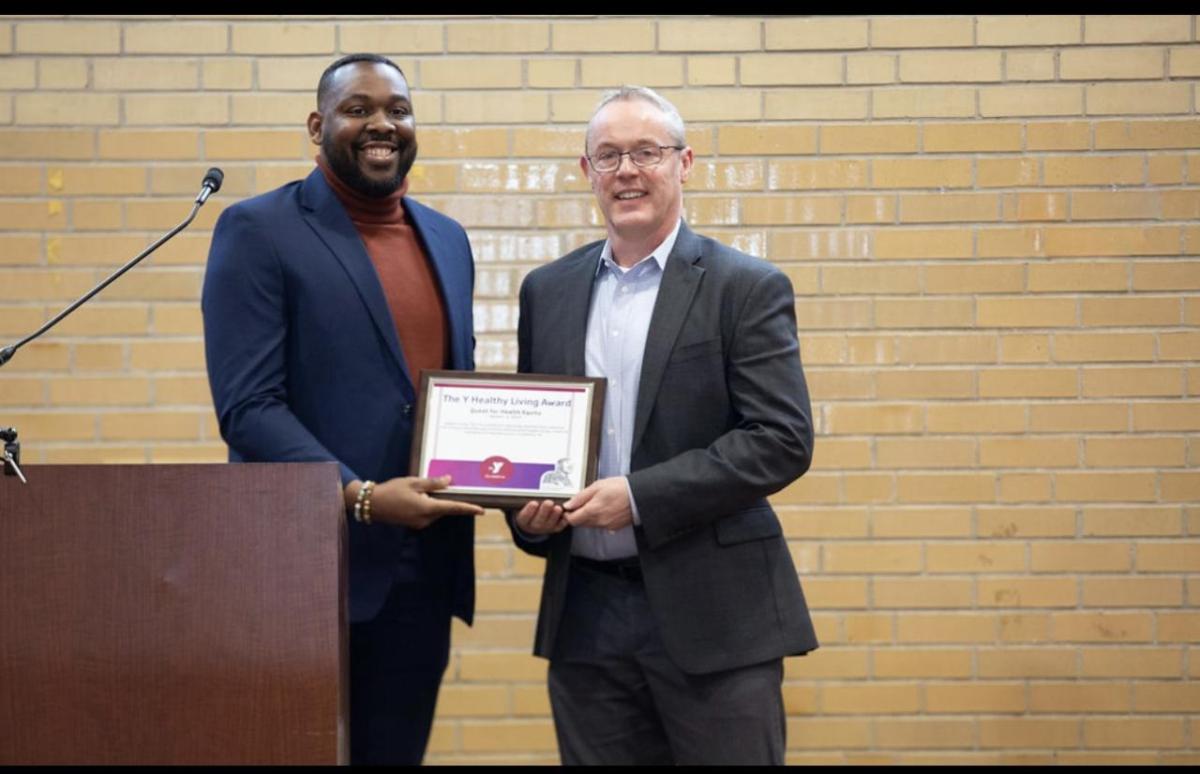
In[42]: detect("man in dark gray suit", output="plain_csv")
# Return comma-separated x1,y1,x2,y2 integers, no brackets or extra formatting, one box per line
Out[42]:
508,85,818,765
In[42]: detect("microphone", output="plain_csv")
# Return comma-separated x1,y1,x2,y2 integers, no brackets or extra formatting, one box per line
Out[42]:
196,167,223,205
0,168,224,368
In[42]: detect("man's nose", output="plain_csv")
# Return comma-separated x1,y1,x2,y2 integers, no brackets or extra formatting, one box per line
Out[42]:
365,108,395,131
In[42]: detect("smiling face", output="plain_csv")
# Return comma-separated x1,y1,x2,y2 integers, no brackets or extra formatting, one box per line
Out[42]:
307,61,417,198
582,98,692,260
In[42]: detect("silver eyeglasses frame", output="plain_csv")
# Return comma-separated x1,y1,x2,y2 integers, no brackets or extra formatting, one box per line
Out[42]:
586,145,685,173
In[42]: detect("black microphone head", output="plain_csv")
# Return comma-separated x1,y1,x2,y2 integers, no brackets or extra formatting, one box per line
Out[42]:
202,167,224,193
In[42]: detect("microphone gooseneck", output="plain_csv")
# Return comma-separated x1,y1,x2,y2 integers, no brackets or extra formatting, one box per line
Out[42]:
0,168,224,368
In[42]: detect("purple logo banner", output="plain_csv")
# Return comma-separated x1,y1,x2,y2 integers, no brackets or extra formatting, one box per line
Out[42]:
428,458,554,489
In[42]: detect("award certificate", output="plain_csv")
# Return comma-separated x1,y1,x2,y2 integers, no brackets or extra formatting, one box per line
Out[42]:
410,371,606,508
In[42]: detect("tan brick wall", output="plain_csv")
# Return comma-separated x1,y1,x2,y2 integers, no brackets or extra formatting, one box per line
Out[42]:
0,14,1197,765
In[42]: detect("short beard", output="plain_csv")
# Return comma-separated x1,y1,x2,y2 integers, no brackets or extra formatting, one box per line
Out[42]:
322,133,418,198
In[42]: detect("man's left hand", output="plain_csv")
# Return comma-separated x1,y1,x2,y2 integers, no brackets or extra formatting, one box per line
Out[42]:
563,476,633,532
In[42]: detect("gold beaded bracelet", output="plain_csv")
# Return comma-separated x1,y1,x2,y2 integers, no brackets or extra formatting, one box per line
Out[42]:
354,480,376,525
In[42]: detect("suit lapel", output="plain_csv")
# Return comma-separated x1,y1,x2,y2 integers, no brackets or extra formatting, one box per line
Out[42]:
546,248,600,377
299,169,413,395
404,198,470,370
632,223,705,453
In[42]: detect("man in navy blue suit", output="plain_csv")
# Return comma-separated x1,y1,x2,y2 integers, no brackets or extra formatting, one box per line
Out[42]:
202,53,483,765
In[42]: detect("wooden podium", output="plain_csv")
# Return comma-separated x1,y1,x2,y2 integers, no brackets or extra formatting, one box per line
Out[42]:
0,463,347,765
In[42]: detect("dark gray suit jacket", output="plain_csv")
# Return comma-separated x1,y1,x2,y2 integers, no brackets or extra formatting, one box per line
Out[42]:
511,222,818,675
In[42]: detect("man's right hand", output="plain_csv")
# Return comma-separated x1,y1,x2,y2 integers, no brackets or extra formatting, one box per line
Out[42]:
514,499,569,535
345,475,484,529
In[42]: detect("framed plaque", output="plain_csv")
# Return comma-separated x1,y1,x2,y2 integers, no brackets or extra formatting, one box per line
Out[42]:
410,370,606,508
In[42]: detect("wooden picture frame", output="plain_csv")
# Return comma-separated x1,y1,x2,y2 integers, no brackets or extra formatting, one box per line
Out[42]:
409,370,606,509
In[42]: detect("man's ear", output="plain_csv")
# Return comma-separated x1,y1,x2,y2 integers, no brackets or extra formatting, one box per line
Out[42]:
306,111,323,146
678,146,694,184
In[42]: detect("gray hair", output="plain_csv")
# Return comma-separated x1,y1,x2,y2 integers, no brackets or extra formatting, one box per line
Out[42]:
585,85,687,153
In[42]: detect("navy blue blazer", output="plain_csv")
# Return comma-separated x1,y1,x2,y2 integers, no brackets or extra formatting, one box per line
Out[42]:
202,168,476,625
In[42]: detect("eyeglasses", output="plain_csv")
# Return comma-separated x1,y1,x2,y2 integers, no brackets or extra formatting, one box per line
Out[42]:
586,145,684,173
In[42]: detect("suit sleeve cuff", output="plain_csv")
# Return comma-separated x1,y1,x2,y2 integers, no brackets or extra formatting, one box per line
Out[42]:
515,524,550,543
625,476,642,526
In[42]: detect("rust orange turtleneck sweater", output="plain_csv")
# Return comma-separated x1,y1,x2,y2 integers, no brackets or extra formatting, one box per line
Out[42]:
317,156,449,385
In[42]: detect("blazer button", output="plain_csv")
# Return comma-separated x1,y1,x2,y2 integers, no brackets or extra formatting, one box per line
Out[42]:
402,403,413,416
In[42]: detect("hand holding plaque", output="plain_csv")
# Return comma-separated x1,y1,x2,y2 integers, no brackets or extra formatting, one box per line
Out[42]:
346,475,485,528
409,371,606,509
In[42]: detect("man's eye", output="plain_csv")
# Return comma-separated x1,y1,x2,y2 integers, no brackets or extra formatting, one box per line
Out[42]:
632,147,658,162
596,151,619,164
390,108,410,118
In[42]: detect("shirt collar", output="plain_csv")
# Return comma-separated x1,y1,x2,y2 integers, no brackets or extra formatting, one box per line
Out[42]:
595,219,683,278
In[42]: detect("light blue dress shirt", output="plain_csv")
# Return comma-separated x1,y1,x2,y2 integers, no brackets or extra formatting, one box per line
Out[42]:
571,220,682,560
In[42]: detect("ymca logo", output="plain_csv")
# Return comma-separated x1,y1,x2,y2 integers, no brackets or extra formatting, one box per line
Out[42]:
480,455,513,482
